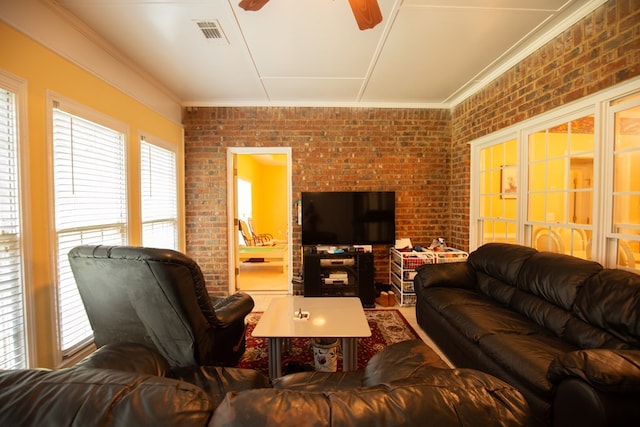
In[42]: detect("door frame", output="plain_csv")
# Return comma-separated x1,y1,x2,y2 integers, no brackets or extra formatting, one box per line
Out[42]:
226,147,293,295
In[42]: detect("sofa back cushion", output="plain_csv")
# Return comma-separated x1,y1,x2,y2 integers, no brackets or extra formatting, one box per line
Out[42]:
212,370,532,427
74,342,172,376
468,243,537,287
467,243,635,349
515,252,602,311
573,269,640,347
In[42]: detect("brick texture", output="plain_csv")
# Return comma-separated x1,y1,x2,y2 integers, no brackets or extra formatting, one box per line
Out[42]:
184,108,451,294
450,0,640,249
184,0,639,295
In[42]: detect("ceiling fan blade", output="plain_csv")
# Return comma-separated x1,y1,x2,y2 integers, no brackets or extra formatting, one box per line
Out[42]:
238,0,270,12
348,0,383,30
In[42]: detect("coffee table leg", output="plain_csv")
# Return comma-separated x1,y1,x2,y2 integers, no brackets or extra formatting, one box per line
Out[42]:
341,338,357,371
268,337,282,378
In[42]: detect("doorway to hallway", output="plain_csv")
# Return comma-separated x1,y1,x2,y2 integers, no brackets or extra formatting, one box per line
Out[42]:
227,148,292,294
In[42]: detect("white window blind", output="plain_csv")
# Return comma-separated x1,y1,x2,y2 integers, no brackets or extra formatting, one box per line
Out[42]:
141,139,177,249
53,107,127,355
0,87,26,369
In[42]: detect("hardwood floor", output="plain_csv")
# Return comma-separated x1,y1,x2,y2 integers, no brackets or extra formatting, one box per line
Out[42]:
237,261,288,292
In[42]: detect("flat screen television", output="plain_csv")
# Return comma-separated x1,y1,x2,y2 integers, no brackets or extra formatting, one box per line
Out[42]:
301,191,395,246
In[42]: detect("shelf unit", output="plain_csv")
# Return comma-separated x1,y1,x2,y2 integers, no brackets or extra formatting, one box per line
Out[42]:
303,251,375,308
389,248,469,306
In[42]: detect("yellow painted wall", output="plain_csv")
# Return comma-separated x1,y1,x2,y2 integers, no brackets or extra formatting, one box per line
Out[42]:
0,22,183,368
254,155,288,241
237,154,288,241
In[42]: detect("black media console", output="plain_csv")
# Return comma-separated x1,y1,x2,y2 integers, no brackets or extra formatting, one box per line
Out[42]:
302,250,375,308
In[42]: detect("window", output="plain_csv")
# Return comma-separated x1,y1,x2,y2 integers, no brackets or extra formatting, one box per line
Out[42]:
608,93,640,270
476,139,518,245
0,85,26,369
141,137,178,249
52,101,127,356
525,114,594,258
470,80,640,273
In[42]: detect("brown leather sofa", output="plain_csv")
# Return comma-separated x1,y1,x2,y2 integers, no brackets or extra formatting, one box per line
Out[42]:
0,340,532,426
414,243,640,426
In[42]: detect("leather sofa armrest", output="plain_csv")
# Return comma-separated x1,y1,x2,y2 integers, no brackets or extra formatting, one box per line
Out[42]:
74,343,171,377
547,349,640,393
210,292,255,327
362,339,448,386
414,261,476,291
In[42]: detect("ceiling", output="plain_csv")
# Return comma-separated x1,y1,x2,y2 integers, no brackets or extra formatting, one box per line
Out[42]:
53,0,596,108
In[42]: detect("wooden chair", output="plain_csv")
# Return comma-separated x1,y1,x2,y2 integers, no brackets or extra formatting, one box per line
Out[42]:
533,228,565,254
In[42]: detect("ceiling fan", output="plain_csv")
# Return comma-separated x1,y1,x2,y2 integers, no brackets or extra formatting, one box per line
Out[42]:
238,0,383,30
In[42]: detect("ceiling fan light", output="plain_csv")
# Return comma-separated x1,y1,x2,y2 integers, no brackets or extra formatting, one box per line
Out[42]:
348,0,383,30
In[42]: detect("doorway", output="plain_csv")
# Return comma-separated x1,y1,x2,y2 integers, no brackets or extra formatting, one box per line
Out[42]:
570,157,593,225
227,148,292,294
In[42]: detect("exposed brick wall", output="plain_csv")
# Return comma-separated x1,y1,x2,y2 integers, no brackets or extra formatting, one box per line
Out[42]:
449,0,640,249
184,108,451,294
185,0,639,295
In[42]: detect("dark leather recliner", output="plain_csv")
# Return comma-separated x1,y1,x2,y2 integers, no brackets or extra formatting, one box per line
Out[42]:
68,245,254,367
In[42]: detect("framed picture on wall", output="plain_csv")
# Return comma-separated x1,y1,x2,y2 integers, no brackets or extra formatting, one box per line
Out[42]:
501,165,517,198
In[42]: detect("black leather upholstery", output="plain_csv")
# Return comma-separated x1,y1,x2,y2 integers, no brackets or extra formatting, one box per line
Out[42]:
0,340,532,427
0,343,270,427
213,340,533,427
68,245,254,367
414,243,640,426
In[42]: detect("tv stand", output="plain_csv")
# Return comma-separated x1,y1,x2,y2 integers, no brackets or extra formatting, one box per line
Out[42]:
303,249,374,308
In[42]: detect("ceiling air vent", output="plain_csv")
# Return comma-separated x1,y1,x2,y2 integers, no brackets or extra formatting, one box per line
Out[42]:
195,20,228,44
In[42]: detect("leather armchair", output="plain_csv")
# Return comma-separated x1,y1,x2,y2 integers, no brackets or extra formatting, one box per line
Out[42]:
68,245,254,367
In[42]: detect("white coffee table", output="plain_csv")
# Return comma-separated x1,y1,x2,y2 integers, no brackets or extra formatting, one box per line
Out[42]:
252,296,371,378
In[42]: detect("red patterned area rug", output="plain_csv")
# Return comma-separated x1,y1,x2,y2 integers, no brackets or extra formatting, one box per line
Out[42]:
237,309,421,375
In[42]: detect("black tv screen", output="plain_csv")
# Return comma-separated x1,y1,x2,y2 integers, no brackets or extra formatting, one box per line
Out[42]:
301,191,395,245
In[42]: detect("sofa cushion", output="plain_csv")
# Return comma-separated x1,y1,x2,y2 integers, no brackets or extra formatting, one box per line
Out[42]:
515,252,601,311
563,316,631,349
0,367,214,426
475,272,518,305
573,269,640,347
508,288,574,338
419,286,497,314
479,333,577,396
424,287,551,343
